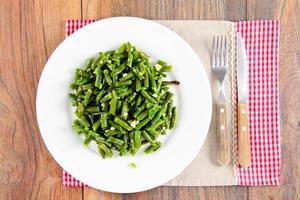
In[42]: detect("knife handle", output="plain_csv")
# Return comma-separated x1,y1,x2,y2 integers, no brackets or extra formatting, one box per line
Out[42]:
238,103,251,167
216,103,230,166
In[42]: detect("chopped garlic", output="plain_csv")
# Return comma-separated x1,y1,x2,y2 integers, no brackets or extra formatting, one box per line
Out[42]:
130,120,139,128
110,127,115,130
122,73,127,77
155,64,163,71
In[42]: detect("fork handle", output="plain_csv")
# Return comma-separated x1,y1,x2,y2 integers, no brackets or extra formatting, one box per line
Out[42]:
238,103,251,167
216,102,230,166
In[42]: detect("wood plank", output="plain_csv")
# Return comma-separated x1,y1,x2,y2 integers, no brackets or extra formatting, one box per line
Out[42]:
247,0,300,199
84,187,122,200
0,0,82,199
81,0,247,199
82,0,230,20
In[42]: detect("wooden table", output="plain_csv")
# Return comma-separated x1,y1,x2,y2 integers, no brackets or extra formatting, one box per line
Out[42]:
1,0,299,199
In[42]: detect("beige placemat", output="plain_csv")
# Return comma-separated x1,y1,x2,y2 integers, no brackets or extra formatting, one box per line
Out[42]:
155,20,237,186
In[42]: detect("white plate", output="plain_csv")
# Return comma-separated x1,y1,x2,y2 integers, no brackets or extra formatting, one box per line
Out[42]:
36,17,212,193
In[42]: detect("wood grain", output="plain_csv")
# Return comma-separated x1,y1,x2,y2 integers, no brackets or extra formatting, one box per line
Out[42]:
237,103,251,167
0,0,83,199
1,0,299,199
216,103,230,166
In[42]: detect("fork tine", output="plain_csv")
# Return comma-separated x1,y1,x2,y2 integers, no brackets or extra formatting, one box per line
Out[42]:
216,36,220,66
220,36,224,66
212,36,216,68
224,36,228,67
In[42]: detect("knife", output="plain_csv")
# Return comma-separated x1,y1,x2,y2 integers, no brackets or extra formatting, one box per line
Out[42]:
236,32,251,167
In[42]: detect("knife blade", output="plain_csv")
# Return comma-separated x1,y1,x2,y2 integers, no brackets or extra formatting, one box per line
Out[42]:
236,32,251,167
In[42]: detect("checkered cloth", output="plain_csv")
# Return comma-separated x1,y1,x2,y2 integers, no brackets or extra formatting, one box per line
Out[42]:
63,19,280,187
236,21,281,185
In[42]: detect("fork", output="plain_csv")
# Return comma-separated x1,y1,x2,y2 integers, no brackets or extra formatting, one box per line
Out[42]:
212,35,230,166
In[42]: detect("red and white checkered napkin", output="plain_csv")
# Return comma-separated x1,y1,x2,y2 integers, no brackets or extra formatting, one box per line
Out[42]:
63,20,280,187
236,21,281,186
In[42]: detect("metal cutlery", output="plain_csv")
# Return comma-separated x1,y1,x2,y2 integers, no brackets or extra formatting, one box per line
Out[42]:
236,32,251,167
212,35,230,166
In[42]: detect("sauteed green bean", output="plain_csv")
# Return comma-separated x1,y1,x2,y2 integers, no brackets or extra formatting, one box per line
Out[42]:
69,42,178,158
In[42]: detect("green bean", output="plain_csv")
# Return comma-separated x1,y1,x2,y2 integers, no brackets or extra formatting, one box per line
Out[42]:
114,117,133,131
116,86,128,94
135,117,151,130
92,119,101,131
107,136,124,146
109,90,117,115
76,103,84,116
79,115,90,128
136,110,148,121
82,83,94,90
85,58,93,70
95,90,105,103
116,43,127,54
156,77,163,94
100,92,112,103
118,88,133,97
142,130,155,145
115,80,132,87
121,101,129,120
127,52,133,67
134,130,141,149
116,100,122,112
160,66,173,72
119,72,134,81
170,107,177,129
143,70,149,87
129,131,137,155
139,63,146,74
84,136,93,145
167,100,173,117
162,92,173,106
83,89,93,106
100,113,108,129
133,104,145,118
98,147,106,159
76,78,90,85
147,68,157,92
86,106,100,113
127,92,137,103
141,90,157,103
149,105,160,119
135,78,141,91
136,95,142,106
157,60,167,66
146,128,160,139
102,102,109,112
151,108,166,125
104,129,119,136
94,67,103,88
69,94,77,105
147,120,164,130
75,85,84,96
133,68,144,80
112,63,126,76
108,120,125,133
103,69,113,86
76,69,90,78
144,141,161,154
98,143,113,157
